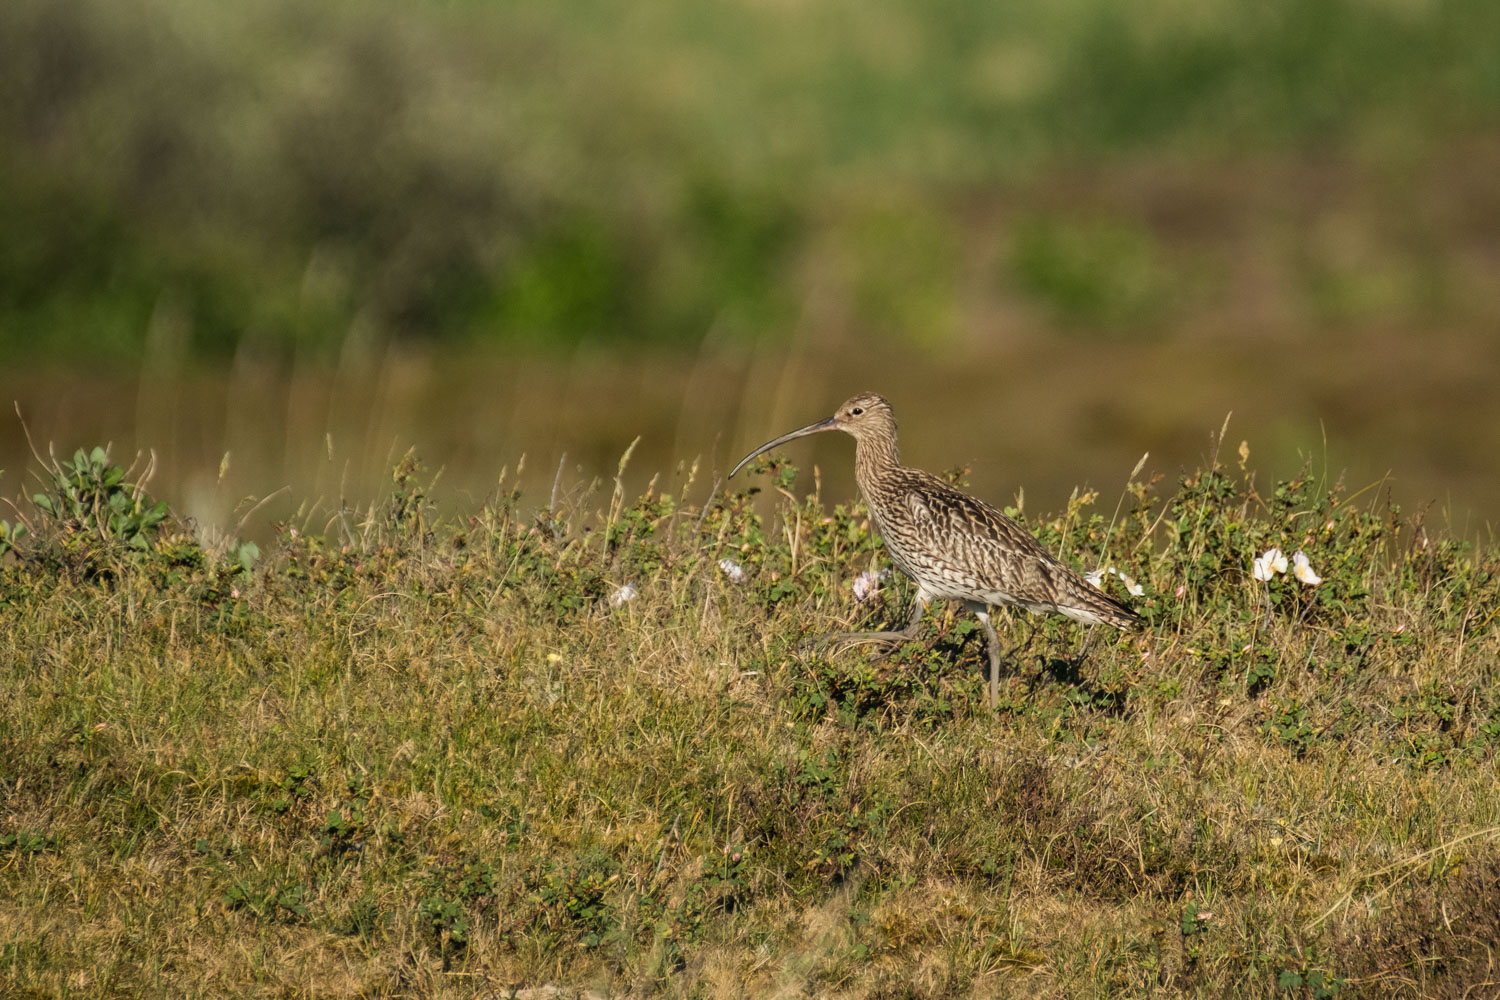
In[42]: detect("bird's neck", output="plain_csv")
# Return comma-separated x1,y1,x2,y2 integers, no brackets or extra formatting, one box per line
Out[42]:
853,433,901,489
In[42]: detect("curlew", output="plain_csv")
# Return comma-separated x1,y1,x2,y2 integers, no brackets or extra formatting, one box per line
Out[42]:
729,392,1140,708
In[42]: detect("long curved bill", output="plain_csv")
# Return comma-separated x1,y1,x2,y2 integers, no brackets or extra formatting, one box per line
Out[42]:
729,415,838,478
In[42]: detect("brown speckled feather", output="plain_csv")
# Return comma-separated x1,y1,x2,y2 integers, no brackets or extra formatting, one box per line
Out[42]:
867,465,1139,629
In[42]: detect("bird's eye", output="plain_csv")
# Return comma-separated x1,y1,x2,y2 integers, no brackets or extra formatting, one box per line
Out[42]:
851,407,863,416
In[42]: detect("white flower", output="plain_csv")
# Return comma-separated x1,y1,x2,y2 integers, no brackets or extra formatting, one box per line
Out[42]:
1252,548,1288,582
718,558,747,584
608,583,638,607
852,571,881,603
1292,550,1322,586
1087,566,1142,596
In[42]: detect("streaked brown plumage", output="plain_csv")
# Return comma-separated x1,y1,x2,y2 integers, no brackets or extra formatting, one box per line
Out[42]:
730,392,1139,707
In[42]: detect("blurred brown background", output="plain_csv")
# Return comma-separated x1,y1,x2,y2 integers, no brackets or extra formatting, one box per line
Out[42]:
4,0,1498,535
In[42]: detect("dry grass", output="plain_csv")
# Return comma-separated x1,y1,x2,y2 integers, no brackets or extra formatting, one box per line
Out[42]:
1,446,1497,998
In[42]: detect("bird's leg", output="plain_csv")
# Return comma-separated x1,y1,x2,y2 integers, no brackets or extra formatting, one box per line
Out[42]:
814,595,927,653
965,600,1005,709
1072,624,1100,663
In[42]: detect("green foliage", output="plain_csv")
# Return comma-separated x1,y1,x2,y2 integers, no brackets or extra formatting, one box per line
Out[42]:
227,540,259,575
418,894,471,964
1008,215,1176,330
1264,698,1318,757
268,764,313,815
32,446,169,550
4,0,1499,360
2,831,59,854
0,518,24,558
526,851,621,949
222,880,310,922
1,445,260,607
1278,965,1347,998
318,794,369,859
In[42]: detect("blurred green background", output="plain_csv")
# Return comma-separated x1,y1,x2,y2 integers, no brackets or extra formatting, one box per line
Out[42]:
4,0,1499,531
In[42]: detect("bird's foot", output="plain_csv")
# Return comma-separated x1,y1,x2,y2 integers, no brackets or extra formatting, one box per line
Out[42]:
982,671,1029,711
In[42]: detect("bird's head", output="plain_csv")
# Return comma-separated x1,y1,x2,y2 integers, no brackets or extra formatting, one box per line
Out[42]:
729,392,896,478
828,392,895,442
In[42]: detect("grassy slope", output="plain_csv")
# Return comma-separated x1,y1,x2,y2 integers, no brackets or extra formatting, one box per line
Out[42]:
1,447,1498,999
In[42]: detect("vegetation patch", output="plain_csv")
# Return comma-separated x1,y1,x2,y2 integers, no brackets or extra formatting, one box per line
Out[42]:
1,441,1497,998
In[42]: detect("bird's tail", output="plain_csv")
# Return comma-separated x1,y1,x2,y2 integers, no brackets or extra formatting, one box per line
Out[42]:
1057,575,1143,630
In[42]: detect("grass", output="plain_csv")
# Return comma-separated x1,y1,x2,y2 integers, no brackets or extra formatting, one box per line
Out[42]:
2,440,1498,998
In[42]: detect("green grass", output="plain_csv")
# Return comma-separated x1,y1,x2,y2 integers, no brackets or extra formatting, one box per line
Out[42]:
2,443,1498,998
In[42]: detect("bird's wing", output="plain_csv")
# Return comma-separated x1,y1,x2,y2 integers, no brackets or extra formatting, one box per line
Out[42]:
905,490,936,526
894,474,1060,601
890,471,1140,627
902,476,1047,559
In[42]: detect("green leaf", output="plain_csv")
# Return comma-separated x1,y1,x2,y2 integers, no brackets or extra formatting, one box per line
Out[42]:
235,541,260,572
